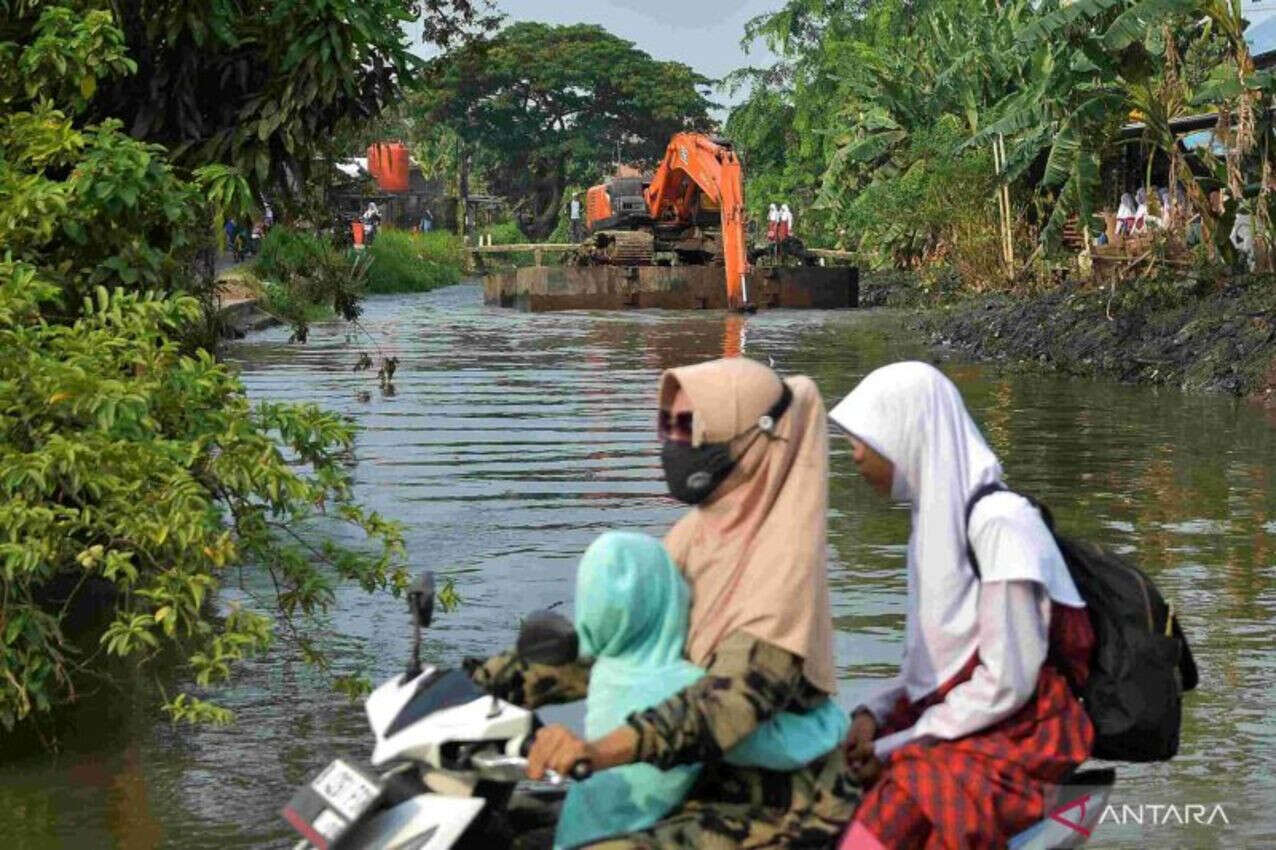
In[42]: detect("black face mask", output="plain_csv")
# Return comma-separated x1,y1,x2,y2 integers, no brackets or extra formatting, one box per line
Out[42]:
660,382,794,505
661,439,736,505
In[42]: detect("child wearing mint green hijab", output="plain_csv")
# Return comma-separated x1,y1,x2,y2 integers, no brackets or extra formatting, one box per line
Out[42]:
554,531,847,850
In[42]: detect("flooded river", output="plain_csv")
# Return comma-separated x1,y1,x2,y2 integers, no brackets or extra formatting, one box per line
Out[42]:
2,283,1273,848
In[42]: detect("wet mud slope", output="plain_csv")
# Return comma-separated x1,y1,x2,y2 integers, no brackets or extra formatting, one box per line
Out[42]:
920,278,1276,401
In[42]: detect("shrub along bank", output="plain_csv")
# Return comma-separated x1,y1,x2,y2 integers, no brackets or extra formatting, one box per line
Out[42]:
919,275,1276,400
364,230,465,294
1,5,413,737
252,227,362,336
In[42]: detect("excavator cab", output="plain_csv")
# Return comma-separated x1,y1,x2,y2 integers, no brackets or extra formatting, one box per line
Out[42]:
584,177,648,233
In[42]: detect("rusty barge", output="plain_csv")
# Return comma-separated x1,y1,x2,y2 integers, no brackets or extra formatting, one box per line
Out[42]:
482,263,857,312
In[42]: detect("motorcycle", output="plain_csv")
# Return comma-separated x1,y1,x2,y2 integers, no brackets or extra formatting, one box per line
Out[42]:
282,572,585,850
282,572,1115,850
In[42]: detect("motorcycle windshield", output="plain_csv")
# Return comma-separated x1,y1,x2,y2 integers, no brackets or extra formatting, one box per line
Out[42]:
385,669,485,738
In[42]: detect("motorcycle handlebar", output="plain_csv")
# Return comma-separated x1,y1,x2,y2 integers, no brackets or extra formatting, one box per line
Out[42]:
513,735,593,782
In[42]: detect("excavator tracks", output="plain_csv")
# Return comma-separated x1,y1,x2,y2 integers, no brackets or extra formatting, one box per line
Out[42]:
591,230,655,266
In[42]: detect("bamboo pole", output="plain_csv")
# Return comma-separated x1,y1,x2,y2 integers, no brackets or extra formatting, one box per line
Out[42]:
992,136,1014,277
998,134,1014,273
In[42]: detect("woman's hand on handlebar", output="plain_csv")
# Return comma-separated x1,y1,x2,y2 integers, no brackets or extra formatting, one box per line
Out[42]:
526,723,639,780
526,725,592,781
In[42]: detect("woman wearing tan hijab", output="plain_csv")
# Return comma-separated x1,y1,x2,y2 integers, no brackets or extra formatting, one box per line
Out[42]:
503,357,858,848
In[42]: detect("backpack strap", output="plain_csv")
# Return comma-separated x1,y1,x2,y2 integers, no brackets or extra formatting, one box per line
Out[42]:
964,482,1007,580
964,484,1057,580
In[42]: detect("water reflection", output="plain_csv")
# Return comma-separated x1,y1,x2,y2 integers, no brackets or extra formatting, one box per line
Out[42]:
1,284,1272,848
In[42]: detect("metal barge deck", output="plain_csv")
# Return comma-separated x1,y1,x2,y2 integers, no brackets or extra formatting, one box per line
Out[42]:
482,265,858,312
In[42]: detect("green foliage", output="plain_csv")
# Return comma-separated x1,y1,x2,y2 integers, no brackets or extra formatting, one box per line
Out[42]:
437,576,462,614
254,227,368,337
485,220,530,246
415,22,715,239
841,118,1000,273
0,2,416,735
730,0,1273,279
194,165,257,223
35,0,497,199
0,271,407,730
255,227,334,283
364,230,465,294
731,0,1035,262
262,280,336,326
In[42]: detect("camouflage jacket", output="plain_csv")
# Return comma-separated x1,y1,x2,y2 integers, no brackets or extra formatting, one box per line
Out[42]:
465,631,826,771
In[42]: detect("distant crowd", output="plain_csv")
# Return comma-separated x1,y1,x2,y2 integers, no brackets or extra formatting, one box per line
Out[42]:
223,203,274,262
1095,184,1255,261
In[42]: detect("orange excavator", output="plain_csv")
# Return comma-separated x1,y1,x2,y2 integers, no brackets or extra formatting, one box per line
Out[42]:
582,133,751,310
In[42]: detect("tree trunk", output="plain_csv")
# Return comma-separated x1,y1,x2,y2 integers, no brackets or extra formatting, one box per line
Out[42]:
514,157,567,241
458,138,469,240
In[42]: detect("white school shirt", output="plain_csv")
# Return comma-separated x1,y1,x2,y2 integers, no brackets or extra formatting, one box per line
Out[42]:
863,492,1079,759
570,199,581,220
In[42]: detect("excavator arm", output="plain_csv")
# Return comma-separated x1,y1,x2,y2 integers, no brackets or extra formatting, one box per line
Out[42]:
643,133,751,310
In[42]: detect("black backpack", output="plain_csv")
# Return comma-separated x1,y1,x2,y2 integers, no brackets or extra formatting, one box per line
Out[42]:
965,483,1198,762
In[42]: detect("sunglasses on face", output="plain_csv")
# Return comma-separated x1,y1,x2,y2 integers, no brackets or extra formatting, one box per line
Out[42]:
658,410,694,441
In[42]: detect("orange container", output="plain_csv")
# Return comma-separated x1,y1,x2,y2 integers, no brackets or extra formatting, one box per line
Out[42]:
352,221,365,245
367,142,409,193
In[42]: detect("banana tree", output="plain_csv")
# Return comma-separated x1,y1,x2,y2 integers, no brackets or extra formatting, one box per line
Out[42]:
980,0,1220,248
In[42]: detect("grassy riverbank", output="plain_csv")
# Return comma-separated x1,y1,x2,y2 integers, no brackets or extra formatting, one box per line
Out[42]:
896,272,1276,401
243,227,467,331
364,230,465,294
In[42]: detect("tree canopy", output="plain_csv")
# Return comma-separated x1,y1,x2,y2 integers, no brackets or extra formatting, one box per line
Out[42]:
415,22,716,239
0,1,426,736
727,0,1274,275
8,0,499,197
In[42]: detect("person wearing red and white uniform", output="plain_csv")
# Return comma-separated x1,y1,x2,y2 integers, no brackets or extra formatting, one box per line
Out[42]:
829,361,1095,850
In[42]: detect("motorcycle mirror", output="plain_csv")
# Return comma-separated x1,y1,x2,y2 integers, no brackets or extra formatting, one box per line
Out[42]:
515,610,578,666
408,571,435,628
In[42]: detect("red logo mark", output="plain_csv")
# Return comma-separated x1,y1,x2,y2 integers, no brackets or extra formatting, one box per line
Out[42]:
1049,793,1094,837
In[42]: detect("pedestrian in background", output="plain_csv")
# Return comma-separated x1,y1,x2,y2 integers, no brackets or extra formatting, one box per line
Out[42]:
223,217,237,257
570,193,583,242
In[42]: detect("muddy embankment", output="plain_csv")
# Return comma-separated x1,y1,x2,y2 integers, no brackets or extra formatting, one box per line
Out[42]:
859,271,1276,403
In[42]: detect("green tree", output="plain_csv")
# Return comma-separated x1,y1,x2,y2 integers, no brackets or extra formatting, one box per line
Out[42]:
732,0,1035,265
1,3,409,735
731,0,1276,273
10,0,499,197
415,22,716,239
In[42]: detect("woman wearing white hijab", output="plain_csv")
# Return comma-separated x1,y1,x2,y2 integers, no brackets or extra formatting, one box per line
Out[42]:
1134,187,1149,233
828,362,1095,850
1116,192,1136,234
767,202,781,242
778,203,794,240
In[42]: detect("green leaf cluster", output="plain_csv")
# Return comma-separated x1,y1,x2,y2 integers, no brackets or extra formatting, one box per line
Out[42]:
0,271,407,730
58,0,496,197
1,3,412,736
728,0,1275,280
414,22,716,240
730,0,1033,266
364,230,466,294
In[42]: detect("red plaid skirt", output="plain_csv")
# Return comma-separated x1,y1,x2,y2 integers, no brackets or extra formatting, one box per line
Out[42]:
852,603,1095,850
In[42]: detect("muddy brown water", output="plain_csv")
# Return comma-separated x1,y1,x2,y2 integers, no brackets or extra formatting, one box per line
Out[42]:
1,283,1273,849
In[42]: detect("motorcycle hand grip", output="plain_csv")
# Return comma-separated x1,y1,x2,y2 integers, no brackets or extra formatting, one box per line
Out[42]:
520,733,592,781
